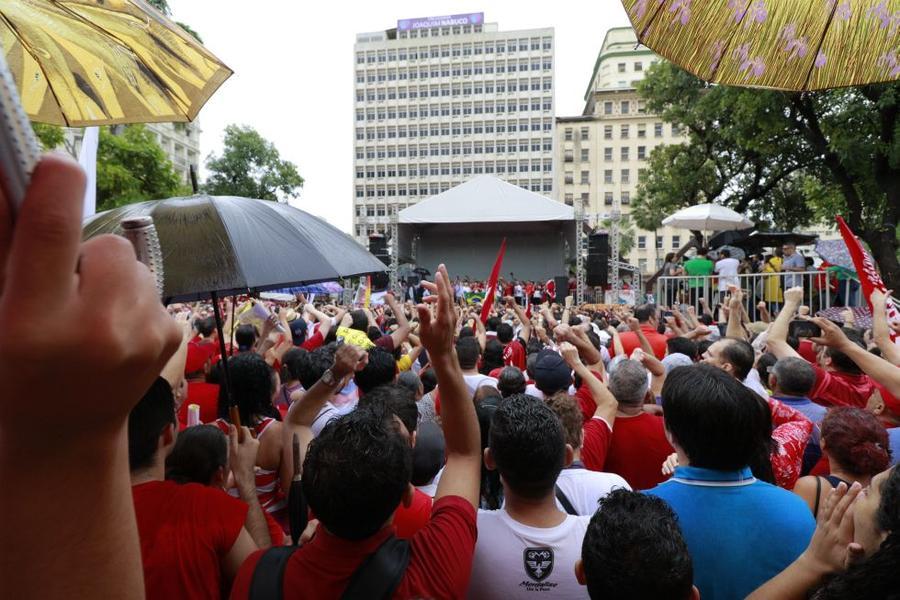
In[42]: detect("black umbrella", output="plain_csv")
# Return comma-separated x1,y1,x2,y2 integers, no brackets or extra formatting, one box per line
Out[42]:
83,195,386,302
84,195,385,439
746,231,818,249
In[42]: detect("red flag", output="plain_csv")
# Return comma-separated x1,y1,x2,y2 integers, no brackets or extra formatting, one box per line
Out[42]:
836,216,899,338
480,238,507,324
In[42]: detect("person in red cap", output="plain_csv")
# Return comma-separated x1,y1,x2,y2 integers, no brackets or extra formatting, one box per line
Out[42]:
177,342,220,427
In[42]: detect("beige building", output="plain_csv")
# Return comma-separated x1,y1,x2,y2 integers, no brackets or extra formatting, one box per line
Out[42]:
555,27,691,275
353,13,555,243
64,121,201,186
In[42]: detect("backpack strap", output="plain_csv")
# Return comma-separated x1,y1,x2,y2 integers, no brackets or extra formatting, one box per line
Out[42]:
248,546,299,600
813,476,823,519
555,485,578,516
342,536,411,600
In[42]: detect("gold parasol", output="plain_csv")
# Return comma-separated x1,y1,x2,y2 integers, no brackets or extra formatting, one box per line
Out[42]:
1,0,232,126
622,0,900,91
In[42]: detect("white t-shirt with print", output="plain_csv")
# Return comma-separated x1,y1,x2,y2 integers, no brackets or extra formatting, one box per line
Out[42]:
554,466,631,516
468,508,590,599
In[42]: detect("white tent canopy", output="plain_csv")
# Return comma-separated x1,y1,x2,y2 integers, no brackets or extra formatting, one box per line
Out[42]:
661,203,753,231
399,175,574,224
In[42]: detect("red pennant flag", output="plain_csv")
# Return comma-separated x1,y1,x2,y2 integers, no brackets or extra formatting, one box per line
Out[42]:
836,216,899,338
480,238,507,324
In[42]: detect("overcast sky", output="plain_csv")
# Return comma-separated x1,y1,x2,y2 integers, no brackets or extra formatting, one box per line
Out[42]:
169,1,632,232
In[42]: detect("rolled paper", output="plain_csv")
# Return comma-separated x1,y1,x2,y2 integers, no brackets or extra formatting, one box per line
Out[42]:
186,404,200,427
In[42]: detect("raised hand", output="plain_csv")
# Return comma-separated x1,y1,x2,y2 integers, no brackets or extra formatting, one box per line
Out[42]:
331,343,368,380
784,286,804,305
559,341,581,367
417,264,457,362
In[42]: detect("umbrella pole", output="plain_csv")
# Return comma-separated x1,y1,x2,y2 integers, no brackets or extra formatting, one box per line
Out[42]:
211,290,243,441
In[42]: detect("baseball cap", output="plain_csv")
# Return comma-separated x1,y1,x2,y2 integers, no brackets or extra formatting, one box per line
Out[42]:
533,349,572,395
289,318,308,346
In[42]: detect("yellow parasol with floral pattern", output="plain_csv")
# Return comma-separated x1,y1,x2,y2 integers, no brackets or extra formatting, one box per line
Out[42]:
621,0,900,91
1,0,231,126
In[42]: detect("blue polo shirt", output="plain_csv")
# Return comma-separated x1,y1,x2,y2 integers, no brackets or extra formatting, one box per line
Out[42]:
773,395,827,473
890,427,900,467
646,466,815,600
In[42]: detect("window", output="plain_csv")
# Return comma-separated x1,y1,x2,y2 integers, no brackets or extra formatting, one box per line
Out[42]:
656,235,664,249
638,235,646,249
604,101,613,115
604,125,613,139
621,101,630,114
621,125,630,139
604,147,613,161
672,124,683,135
604,192,614,205
604,169,613,183
564,150,573,163
637,124,646,138
564,193,574,205
618,62,626,73
580,148,589,162
638,146,647,160
621,147,630,161
654,122,664,138
564,128,573,141
639,259,648,272
621,191,630,205
672,235,681,248
564,171,574,184
580,192,589,204
580,170,589,184
580,127,589,140
634,61,643,71
621,169,630,184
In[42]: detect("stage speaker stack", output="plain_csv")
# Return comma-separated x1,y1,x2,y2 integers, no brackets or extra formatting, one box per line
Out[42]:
586,232,609,288
367,234,391,290
554,276,569,304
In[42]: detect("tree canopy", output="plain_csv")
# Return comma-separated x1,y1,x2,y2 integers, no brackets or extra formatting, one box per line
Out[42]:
633,62,900,289
204,125,303,201
96,125,186,212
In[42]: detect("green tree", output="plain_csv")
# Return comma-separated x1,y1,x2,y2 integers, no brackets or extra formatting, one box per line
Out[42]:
204,125,303,201
633,62,900,289
32,123,65,151
96,125,185,212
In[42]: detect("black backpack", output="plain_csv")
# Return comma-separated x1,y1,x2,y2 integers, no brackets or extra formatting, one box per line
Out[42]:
248,535,410,600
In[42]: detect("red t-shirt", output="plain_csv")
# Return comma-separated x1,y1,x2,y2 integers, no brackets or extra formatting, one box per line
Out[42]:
575,370,605,423
502,339,527,371
177,381,220,427
603,412,674,490
133,480,247,600
617,325,668,359
582,416,613,472
393,488,432,539
300,331,325,352
229,496,477,600
809,365,874,408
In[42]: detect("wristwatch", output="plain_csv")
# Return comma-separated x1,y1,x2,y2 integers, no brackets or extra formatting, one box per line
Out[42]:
320,368,338,387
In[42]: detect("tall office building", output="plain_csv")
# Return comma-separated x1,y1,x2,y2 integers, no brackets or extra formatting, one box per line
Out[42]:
555,27,690,276
353,13,555,243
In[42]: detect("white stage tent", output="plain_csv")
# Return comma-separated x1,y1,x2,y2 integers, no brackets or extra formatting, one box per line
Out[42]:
397,176,577,281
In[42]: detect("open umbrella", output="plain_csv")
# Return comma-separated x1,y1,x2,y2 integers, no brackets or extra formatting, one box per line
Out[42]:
815,238,854,269
662,203,754,232
83,195,386,302
715,244,746,260
2,0,231,126
622,0,900,91
747,231,819,248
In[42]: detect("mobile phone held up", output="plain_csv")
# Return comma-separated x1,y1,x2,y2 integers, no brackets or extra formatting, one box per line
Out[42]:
0,53,41,215
789,320,822,339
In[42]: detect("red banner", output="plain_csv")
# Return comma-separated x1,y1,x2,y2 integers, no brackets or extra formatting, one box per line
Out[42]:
836,216,899,338
480,238,507,324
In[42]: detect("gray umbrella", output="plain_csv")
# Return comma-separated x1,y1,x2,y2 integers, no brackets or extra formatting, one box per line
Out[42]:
83,195,386,302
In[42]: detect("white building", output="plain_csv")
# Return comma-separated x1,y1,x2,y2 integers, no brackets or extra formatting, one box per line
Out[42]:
353,13,555,242
555,27,692,276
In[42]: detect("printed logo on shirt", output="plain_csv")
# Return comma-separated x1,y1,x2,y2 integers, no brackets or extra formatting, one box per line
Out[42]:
523,547,554,582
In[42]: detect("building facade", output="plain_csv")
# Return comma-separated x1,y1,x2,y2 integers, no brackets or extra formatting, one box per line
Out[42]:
555,27,691,275
353,13,555,243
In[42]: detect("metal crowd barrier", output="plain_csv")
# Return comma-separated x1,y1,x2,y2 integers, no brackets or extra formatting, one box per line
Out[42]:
654,270,861,319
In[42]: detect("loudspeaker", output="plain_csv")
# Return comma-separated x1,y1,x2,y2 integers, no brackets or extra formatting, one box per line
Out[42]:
586,232,609,288
368,234,390,266
370,271,389,290
554,276,569,304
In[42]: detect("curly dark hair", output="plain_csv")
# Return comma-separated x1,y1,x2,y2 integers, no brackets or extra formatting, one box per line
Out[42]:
303,404,412,540
216,352,280,427
583,489,693,599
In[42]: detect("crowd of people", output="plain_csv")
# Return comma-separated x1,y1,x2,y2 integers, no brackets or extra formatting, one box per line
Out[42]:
3,156,900,600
